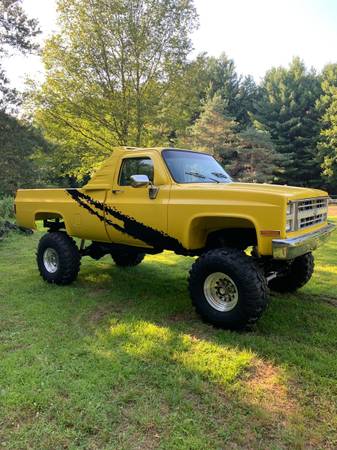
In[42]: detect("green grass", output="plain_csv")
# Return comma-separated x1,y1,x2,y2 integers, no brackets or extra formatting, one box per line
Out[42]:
1,220,337,449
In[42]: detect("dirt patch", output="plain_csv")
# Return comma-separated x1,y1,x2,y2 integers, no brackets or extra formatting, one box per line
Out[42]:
88,303,122,324
87,287,110,298
320,295,337,307
166,312,194,323
241,358,298,418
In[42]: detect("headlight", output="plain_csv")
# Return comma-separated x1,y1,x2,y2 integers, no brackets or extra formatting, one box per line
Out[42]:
286,201,295,232
286,219,293,232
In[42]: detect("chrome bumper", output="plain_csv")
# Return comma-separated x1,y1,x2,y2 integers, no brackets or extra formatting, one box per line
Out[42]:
272,223,336,260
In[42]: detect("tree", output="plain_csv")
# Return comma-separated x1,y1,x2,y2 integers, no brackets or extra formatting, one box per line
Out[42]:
253,57,322,186
32,0,198,180
228,127,282,183
317,64,337,192
185,94,280,182
236,75,259,128
0,111,50,195
143,55,211,147
0,0,44,195
206,54,240,116
185,93,240,161
205,54,258,128
0,0,40,110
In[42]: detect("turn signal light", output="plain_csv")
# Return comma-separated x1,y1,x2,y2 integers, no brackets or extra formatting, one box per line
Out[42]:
260,230,281,237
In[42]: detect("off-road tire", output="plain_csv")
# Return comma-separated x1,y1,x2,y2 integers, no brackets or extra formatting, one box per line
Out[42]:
268,253,314,293
188,248,268,330
37,231,81,285
111,252,145,267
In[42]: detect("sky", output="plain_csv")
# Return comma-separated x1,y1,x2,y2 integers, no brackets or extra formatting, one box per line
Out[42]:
3,0,337,89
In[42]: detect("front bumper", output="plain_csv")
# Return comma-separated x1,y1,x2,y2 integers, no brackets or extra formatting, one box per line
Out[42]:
272,223,336,260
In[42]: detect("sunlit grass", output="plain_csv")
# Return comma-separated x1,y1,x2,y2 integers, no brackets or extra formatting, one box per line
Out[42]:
0,219,336,449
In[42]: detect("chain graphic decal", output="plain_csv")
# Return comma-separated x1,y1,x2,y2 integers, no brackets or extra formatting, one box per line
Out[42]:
66,189,186,252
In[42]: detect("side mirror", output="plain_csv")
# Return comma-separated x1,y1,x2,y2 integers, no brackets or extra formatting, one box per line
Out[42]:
130,174,150,188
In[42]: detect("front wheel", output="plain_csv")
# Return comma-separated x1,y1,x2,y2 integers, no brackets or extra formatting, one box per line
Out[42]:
188,248,268,330
268,253,314,293
37,232,81,285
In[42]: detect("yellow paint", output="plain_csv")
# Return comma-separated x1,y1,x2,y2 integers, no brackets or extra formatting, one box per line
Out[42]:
15,147,330,256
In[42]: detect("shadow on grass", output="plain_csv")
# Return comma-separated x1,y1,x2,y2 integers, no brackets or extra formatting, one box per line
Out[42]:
2,232,337,448
73,252,337,387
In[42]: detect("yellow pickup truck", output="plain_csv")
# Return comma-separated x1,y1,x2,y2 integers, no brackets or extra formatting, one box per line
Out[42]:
15,147,335,329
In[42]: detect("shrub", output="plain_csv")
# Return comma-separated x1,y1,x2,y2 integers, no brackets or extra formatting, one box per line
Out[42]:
0,196,15,221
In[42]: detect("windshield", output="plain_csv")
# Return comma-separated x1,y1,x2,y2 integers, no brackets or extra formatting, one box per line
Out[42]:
162,149,232,184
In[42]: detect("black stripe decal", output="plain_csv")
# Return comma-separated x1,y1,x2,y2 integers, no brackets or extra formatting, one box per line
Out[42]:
66,189,186,253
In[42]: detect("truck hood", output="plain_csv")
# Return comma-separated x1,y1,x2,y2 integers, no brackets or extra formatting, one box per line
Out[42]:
227,183,327,199
180,182,328,200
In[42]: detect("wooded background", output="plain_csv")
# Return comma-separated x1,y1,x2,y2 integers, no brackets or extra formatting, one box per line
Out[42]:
1,0,337,196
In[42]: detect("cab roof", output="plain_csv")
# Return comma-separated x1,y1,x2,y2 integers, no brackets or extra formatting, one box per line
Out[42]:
83,146,204,189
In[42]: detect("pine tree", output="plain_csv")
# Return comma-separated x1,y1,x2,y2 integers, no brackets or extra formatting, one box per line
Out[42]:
205,54,258,128
254,57,322,186
317,64,337,192
236,75,258,128
184,94,280,182
228,127,282,183
185,94,240,162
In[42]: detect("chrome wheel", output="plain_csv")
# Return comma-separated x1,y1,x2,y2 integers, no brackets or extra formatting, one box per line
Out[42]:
203,272,239,312
43,247,59,273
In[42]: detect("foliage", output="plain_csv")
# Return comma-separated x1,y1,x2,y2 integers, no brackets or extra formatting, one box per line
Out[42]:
0,1,46,195
254,57,322,186
2,1,337,190
0,0,39,52
0,221,337,447
0,110,51,195
31,0,199,179
184,94,280,182
228,127,283,183
0,194,13,219
185,93,240,156
205,54,240,116
0,0,40,110
205,54,258,128
317,64,337,192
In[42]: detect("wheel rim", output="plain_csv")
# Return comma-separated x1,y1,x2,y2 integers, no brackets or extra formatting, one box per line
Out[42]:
203,272,239,312
43,248,59,273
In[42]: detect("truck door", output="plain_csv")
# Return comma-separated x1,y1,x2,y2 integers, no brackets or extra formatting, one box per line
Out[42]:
104,153,170,249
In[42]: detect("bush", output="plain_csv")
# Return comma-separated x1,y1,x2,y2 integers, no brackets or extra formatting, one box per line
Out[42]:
0,196,32,240
0,196,15,221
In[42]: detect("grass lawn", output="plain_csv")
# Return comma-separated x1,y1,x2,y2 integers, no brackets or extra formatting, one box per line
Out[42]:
1,219,337,449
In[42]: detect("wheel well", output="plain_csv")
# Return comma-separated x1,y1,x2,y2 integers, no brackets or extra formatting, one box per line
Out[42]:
35,213,66,231
188,216,258,251
198,217,257,249
206,227,257,250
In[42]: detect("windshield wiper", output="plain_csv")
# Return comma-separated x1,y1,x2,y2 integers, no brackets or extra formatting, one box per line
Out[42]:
211,172,230,180
185,171,219,183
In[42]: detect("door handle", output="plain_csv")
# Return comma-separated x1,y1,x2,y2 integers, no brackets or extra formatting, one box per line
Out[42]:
112,189,124,194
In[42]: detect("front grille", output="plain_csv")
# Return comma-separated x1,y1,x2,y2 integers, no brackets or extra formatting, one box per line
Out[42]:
297,198,328,230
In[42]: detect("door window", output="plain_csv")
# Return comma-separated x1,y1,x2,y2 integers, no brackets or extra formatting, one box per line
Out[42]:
119,157,154,186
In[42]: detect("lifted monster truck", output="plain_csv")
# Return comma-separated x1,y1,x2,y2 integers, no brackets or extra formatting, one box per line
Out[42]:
15,147,335,330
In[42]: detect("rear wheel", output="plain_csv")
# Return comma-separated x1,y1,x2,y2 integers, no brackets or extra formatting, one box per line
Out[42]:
37,232,81,285
268,253,314,293
111,251,145,267
188,248,268,330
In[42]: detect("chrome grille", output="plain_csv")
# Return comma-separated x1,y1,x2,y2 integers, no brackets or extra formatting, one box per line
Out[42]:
297,198,328,230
